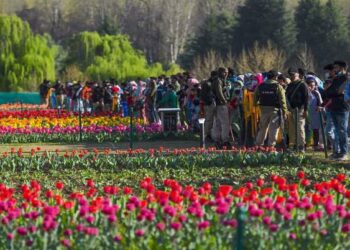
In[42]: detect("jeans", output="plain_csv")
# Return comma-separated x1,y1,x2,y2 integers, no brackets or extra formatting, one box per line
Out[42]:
330,111,349,155
326,111,338,152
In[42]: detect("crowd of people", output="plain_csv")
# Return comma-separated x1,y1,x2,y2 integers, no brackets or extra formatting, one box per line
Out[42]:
38,60,350,160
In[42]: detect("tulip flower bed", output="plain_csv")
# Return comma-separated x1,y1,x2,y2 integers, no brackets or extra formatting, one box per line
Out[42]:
1,172,350,249
0,103,48,111
0,147,306,172
0,110,189,143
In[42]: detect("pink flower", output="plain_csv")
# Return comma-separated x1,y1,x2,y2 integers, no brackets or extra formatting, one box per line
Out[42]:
170,222,182,231
342,224,350,233
108,215,117,223
216,204,229,215
84,227,99,236
61,239,71,248
114,235,122,242
198,221,210,230
163,206,177,217
179,214,187,223
156,223,166,231
135,229,145,237
6,233,14,240
86,215,95,224
269,224,278,232
28,225,37,233
263,216,271,225
289,233,297,240
17,227,28,236
223,219,237,228
64,229,73,236
76,224,85,232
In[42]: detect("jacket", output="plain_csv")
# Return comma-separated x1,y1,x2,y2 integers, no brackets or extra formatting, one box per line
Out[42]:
212,77,227,105
286,80,309,112
254,80,287,114
324,74,349,112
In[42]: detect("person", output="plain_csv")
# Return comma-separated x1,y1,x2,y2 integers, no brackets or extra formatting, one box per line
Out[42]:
323,64,337,150
277,75,290,89
145,78,158,123
54,80,65,109
306,77,323,150
286,68,309,152
212,67,231,149
199,71,217,142
91,82,104,113
254,70,287,147
324,60,349,160
39,79,50,107
81,82,92,113
158,84,178,108
72,81,84,112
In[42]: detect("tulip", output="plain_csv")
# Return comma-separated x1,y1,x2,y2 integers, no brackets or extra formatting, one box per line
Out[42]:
135,229,145,237
156,223,166,231
170,222,182,231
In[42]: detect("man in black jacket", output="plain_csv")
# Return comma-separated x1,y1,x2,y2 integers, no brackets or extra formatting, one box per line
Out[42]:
286,68,309,152
324,61,349,160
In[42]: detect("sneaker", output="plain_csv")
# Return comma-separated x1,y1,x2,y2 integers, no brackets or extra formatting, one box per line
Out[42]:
330,153,340,159
337,155,348,161
215,142,223,150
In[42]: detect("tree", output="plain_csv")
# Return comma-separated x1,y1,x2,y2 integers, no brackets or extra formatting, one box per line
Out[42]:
66,32,181,81
191,50,234,80
0,15,57,91
235,41,286,73
292,43,316,73
181,12,235,69
295,0,350,68
234,0,296,54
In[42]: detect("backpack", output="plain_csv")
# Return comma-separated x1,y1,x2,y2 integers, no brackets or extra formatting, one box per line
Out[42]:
200,80,215,105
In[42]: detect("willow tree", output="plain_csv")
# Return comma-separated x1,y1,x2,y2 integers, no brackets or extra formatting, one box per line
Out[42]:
67,32,181,81
0,15,57,92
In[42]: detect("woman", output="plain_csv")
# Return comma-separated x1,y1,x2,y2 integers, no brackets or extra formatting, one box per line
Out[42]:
306,77,323,150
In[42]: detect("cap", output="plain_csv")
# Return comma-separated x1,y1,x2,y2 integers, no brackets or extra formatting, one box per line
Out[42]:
334,60,347,68
288,68,298,75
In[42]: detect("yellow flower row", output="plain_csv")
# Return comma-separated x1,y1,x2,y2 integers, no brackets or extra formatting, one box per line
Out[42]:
0,116,145,128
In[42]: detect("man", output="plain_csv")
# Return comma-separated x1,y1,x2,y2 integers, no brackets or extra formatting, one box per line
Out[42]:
39,79,50,106
286,68,309,152
53,80,65,109
324,60,349,160
254,70,287,147
322,64,337,151
212,67,231,149
200,71,217,142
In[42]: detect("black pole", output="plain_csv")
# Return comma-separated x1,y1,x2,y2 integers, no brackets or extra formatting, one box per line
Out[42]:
78,98,82,142
200,122,205,148
295,108,299,153
235,207,247,250
129,105,133,150
319,111,328,158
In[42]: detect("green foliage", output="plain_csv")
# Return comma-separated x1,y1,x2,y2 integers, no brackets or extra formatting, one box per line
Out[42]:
234,0,296,54
0,15,57,91
296,0,350,68
181,13,235,69
67,32,182,81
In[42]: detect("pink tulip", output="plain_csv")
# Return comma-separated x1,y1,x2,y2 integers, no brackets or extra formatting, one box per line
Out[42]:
198,221,210,230
135,229,145,237
156,223,166,231
170,222,182,231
